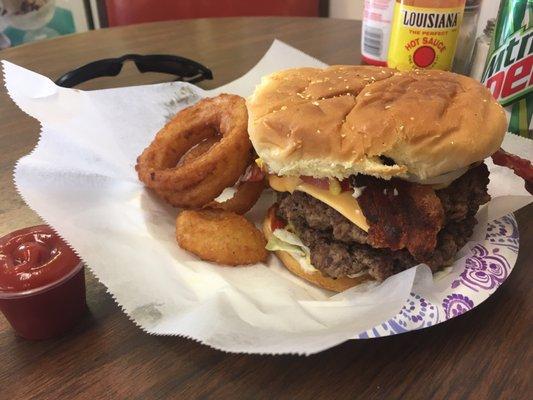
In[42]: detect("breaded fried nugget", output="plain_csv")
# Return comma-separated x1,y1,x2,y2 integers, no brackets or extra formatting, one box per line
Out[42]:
176,210,267,265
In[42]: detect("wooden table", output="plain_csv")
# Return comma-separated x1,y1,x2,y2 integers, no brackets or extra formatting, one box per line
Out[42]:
0,18,531,400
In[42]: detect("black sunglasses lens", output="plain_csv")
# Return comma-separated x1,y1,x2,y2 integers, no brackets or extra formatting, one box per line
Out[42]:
56,55,212,88
91,61,123,77
135,59,203,78
56,60,123,87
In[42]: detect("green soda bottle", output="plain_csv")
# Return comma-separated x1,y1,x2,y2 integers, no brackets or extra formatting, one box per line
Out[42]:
481,0,532,138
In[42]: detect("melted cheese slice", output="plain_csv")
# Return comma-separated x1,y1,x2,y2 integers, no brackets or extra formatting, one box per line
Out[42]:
269,175,369,232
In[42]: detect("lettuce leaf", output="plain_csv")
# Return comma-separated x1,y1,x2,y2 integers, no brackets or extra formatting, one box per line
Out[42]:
266,229,317,273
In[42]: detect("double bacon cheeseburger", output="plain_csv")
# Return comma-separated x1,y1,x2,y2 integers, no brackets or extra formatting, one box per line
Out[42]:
247,66,507,292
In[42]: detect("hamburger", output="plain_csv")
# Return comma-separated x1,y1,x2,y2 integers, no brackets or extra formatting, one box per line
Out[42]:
247,65,507,292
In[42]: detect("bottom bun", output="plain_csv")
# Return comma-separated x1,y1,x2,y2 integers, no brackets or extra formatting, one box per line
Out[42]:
263,207,372,292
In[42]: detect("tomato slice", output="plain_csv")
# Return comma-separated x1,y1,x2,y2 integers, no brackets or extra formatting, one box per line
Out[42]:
300,176,352,193
271,215,287,231
300,176,330,190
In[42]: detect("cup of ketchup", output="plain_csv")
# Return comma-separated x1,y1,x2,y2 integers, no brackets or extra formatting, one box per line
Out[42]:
0,225,87,340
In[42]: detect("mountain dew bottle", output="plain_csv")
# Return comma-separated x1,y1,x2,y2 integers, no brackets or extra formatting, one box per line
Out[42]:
481,0,532,137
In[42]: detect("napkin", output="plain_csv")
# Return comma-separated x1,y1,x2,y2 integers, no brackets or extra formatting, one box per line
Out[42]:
3,40,532,354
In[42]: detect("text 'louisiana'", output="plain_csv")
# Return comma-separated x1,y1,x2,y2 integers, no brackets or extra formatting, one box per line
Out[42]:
402,11,459,29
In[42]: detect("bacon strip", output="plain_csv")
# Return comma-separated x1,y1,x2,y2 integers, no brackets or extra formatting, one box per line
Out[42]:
491,148,533,194
356,177,444,260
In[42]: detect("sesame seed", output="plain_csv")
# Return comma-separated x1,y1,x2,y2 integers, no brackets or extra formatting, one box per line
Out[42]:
385,105,391,109
364,92,371,96
316,129,321,133
399,125,404,131
280,106,287,111
341,133,346,138
345,86,350,89
328,87,333,90
312,101,320,106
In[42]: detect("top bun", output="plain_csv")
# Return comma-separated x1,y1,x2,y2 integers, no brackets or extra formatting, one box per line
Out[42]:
247,66,507,180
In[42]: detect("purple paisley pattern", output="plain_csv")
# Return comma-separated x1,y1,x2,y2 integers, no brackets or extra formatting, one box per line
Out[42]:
357,213,518,339
385,293,439,333
442,294,474,318
486,214,519,253
358,293,440,338
451,245,510,291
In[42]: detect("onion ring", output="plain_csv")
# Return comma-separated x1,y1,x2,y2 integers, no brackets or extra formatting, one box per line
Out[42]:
135,94,251,207
206,179,266,214
177,136,220,167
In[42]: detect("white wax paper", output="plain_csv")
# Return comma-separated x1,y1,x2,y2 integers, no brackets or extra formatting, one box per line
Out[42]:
3,41,532,354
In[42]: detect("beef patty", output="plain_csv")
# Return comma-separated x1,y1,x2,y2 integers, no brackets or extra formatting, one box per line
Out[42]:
277,163,490,281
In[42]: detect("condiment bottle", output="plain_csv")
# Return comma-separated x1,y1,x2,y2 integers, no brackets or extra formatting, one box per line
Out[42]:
361,0,395,66
469,18,495,81
387,0,467,70
452,0,482,75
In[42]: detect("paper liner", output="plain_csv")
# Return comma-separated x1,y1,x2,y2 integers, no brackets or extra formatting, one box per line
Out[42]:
2,41,531,354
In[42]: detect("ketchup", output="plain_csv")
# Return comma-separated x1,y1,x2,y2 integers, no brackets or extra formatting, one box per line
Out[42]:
0,226,80,292
0,225,87,340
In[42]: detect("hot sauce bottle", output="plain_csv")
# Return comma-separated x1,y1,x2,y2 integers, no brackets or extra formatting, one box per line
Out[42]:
387,0,466,70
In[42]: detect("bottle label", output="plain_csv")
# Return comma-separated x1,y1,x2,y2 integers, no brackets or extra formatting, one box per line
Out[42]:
387,4,465,70
481,0,532,137
482,26,533,106
361,0,395,63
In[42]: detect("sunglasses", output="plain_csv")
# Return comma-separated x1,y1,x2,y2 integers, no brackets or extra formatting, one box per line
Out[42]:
55,54,213,88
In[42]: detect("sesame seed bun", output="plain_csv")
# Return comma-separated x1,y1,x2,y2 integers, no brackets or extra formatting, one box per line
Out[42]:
247,66,506,180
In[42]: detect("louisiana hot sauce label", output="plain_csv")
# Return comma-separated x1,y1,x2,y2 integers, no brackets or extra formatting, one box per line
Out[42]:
387,2,465,70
